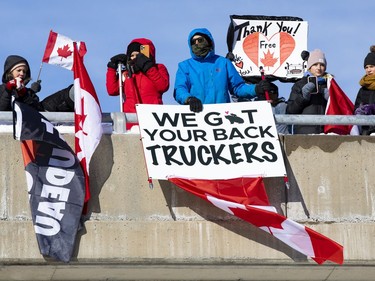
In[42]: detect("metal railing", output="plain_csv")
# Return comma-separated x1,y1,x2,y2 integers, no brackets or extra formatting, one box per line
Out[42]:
1,111,375,134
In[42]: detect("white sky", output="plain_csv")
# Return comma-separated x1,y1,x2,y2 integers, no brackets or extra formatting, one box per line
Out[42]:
0,0,373,112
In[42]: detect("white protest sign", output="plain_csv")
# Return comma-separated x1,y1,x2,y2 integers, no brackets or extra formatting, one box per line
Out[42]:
136,102,286,180
228,16,308,79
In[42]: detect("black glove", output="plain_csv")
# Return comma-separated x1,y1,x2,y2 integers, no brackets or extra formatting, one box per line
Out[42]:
107,53,127,69
301,50,310,61
255,80,271,96
226,52,235,61
135,53,154,73
187,97,203,113
30,80,41,93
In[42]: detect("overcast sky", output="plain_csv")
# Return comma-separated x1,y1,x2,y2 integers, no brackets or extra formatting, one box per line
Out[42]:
0,0,373,112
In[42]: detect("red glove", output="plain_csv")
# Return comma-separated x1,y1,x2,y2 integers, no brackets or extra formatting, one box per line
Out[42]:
17,87,27,96
6,77,24,91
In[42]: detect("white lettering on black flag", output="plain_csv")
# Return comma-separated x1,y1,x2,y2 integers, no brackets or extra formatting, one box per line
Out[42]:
13,101,85,262
137,101,286,179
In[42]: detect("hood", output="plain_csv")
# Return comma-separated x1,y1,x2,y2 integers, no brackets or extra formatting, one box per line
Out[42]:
2,55,31,83
127,38,156,63
188,28,215,59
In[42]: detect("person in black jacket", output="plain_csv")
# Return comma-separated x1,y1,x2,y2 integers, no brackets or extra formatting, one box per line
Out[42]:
286,49,332,134
354,45,375,135
0,55,74,111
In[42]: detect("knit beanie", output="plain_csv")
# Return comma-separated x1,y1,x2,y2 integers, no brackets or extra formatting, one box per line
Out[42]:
307,49,327,69
126,42,141,58
364,45,375,68
191,32,212,47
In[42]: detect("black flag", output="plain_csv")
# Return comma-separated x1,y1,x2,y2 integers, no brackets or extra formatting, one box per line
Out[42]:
13,101,85,262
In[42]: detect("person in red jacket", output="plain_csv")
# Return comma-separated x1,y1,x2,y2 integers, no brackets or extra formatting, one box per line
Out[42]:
106,38,169,130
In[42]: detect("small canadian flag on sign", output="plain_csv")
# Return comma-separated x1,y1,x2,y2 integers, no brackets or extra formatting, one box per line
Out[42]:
42,30,87,70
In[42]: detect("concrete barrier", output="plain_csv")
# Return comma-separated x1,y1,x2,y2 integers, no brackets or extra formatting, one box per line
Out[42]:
1,133,375,280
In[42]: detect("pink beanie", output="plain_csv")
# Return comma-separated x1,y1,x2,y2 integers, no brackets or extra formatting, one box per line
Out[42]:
307,49,327,69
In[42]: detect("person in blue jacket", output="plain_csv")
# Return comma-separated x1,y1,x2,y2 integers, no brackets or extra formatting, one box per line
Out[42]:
174,28,270,112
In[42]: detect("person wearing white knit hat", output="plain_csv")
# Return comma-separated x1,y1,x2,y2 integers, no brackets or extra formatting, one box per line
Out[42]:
0,55,75,112
286,49,333,134
307,49,327,70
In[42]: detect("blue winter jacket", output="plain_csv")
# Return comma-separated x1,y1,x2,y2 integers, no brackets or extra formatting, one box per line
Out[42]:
174,28,256,105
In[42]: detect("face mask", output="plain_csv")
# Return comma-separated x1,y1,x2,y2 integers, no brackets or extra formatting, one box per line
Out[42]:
191,37,211,57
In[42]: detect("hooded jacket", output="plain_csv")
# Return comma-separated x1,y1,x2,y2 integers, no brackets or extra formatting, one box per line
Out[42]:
0,55,41,111
106,38,169,117
2,55,31,83
174,28,256,105
0,55,75,112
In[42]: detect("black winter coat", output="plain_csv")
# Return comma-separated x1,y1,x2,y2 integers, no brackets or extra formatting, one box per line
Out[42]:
0,55,74,112
286,76,329,134
0,84,42,111
354,87,375,135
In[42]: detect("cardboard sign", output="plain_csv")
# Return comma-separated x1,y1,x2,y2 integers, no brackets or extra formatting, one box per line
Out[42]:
227,15,308,79
137,102,287,180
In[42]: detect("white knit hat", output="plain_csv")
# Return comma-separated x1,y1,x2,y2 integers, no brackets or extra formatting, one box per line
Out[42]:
307,49,326,69
10,62,27,73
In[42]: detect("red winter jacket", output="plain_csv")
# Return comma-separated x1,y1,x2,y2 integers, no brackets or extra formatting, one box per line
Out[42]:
106,38,169,115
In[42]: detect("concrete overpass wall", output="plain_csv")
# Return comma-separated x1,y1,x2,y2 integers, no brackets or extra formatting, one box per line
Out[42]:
1,133,375,280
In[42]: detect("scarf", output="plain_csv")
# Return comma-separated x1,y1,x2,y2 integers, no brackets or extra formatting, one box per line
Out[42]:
359,74,375,90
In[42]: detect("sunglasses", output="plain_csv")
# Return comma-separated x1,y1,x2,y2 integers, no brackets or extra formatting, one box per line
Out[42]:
190,37,206,45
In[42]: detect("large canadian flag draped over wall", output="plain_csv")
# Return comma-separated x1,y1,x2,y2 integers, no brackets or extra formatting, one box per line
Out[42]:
169,177,343,265
72,42,103,205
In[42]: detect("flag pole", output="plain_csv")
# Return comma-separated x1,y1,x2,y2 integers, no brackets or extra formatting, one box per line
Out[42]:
36,62,43,82
117,63,124,112
259,66,270,100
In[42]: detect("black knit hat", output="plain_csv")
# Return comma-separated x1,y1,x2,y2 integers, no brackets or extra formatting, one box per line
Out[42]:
191,32,212,47
126,42,141,58
364,45,375,68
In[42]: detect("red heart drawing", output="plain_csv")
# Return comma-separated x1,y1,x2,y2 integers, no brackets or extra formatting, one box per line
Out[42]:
235,61,243,69
242,32,295,69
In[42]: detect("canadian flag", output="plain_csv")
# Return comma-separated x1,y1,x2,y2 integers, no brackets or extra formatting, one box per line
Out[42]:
43,30,87,70
324,78,359,135
168,177,344,265
73,42,103,207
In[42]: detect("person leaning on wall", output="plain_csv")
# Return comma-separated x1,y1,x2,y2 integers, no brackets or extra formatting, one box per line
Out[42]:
286,49,332,134
106,38,170,130
173,27,271,113
255,82,290,135
354,45,375,135
0,55,74,112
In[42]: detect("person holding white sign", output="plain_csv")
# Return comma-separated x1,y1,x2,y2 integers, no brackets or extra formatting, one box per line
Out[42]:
286,49,332,134
174,28,271,113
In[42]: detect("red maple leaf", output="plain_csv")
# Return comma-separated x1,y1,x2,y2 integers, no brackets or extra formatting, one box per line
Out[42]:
57,44,73,60
260,49,278,69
